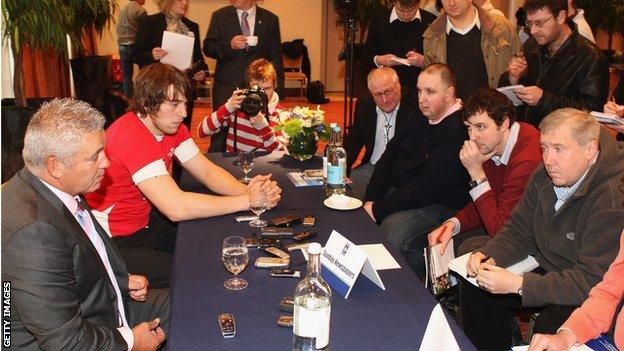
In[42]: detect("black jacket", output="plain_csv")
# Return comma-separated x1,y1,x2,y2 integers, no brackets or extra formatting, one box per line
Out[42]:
134,13,207,71
365,109,470,221
344,88,417,174
500,30,609,126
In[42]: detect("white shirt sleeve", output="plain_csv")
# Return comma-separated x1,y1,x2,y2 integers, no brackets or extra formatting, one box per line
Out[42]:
469,180,491,201
132,159,169,185
449,217,462,236
117,325,134,350
174,138,200,164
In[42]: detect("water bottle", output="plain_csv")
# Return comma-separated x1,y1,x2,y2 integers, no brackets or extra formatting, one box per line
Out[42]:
293,243,332,351
322,123,337,183
324,127,346,197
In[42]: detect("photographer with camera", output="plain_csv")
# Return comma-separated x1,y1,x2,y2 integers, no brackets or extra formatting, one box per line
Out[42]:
198,59,285,152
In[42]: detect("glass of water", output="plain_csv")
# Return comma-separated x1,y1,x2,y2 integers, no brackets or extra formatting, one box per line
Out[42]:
249,188,268,228
222,236,249,290
237,150,254,184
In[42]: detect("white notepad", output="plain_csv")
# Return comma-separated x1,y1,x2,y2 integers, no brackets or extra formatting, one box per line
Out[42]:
449,252,539,286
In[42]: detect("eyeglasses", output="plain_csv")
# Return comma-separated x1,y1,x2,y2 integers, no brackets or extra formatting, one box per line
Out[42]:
372,86,396,99
524,15,553,30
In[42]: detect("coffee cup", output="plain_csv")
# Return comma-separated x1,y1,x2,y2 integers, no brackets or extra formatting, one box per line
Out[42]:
246,36,258,46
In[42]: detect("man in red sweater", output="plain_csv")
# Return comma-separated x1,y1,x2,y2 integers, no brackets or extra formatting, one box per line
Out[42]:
428,87,541,256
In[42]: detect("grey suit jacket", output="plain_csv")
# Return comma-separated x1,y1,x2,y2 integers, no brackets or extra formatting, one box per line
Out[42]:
203,5,285,91
1,168,130,350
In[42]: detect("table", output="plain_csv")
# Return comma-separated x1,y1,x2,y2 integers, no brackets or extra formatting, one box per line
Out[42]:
169,152,475,350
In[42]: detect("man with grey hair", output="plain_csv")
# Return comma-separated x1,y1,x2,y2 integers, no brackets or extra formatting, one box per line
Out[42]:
2,99,169,350
344,67,416,199
457,108,624,350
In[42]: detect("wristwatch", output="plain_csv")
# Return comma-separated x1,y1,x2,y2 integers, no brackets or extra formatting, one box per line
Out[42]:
468,177,487,189
517,286,523,296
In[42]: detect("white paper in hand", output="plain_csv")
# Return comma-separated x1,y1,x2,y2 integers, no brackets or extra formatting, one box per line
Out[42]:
160,31,195,70
497,85,524,106
590,111,624,126
389,57,410,66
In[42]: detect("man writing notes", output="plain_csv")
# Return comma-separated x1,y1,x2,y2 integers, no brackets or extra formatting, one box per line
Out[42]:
86,63,281,289
344,67,417,200
459,108,624,350
427,87,541,260
2,99,169,350
363,64,470,279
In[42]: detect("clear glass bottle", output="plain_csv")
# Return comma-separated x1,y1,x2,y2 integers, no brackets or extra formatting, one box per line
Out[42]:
324,126,346,197
322,123,337,183
293,243,332,351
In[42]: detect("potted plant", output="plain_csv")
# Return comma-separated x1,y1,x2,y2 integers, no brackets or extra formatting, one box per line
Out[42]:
2,0,117,107
576,0,624,61
275,106,330,161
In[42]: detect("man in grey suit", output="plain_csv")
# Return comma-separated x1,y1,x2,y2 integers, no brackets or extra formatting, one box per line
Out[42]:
1,99,169,350
203,0,284,152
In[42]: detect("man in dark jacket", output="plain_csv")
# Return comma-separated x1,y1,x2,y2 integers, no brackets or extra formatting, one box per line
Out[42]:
500,0,609,126
344,67,416,199
460,108,624,350
363,64,470,264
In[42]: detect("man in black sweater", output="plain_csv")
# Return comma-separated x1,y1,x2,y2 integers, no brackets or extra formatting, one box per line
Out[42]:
363,0,436,90
363,64,470,278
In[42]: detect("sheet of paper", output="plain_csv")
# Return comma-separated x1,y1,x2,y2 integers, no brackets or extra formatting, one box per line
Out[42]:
420,304,460,351
389,57,410,66
590,111,624,126
497,85,524,106
160,31,194,70
359,244,401,270
449,252,539,287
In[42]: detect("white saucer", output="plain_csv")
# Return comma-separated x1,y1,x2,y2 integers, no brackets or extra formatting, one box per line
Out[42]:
323,196,363,210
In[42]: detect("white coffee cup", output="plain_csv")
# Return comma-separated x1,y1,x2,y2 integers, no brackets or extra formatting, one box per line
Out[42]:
246,36,258,46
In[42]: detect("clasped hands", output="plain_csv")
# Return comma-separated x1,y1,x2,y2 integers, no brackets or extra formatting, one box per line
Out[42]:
247,174,281,209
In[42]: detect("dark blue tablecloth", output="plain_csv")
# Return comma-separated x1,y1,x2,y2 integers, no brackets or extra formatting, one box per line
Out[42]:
170,152,476,350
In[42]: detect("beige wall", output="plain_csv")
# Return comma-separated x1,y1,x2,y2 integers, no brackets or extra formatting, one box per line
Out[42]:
98,0,325,81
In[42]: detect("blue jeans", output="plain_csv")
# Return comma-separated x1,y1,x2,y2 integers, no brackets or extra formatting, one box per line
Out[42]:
379,203,456,279
118,44,135,97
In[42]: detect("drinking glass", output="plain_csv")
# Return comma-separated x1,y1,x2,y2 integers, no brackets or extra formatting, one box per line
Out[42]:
237,150,254,184
249,188,268,228
222,236,249,290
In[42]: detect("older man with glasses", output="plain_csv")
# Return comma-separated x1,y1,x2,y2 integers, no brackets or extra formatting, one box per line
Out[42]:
344,67,417,200
362,0,437,90
500,0,609,126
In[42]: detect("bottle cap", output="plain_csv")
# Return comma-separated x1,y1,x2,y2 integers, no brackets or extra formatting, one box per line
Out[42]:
307,242,322,255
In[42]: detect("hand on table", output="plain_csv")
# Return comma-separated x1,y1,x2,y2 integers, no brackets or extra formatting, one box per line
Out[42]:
128,274,149,302
230,35,247,50
132,318,166,351
152,47,168,60
514,86,543,106
528,329,578,351
428,221,455,254
476,264,522,294
248,174,281,209
363,201,376,221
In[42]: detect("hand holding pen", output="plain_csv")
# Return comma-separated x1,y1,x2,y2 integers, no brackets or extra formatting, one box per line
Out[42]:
466,252,495,278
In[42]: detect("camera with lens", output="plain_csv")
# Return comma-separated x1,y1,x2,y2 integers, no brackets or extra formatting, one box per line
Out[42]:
239,84,269,116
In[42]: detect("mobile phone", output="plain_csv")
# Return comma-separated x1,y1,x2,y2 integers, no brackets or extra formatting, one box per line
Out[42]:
254,257,289,268
302,214,315,227
270,269,301,278
218,313,236,338
260,246,290,260
236,215,257,222
292,231,318,242
245,236,280,248
260,227,294,238
268,214,301,227
277,315,293,328
285,242,310,252
279,297,294,312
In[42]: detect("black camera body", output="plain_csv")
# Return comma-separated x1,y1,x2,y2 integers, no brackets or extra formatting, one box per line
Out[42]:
239,84,269,116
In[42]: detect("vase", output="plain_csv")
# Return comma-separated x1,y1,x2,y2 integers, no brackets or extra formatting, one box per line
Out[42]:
287,133,318,161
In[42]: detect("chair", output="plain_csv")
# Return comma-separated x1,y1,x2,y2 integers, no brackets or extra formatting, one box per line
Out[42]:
282,53,308,98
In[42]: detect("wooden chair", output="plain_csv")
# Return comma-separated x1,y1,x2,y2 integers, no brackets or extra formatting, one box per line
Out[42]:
282,53,307,98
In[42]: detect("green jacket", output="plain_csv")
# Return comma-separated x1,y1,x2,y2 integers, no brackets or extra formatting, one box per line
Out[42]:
423,6,520,89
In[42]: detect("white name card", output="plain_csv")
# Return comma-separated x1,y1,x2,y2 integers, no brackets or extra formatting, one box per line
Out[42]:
320,230,385,298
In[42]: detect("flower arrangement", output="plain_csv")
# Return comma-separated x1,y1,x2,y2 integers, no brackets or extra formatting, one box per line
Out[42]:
274,106,330,161
275,106,330,140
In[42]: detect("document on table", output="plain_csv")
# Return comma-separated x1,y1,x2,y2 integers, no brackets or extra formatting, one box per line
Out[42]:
497,85,524,106
449,252,539,287
389,57,410,66
160,31,194,70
